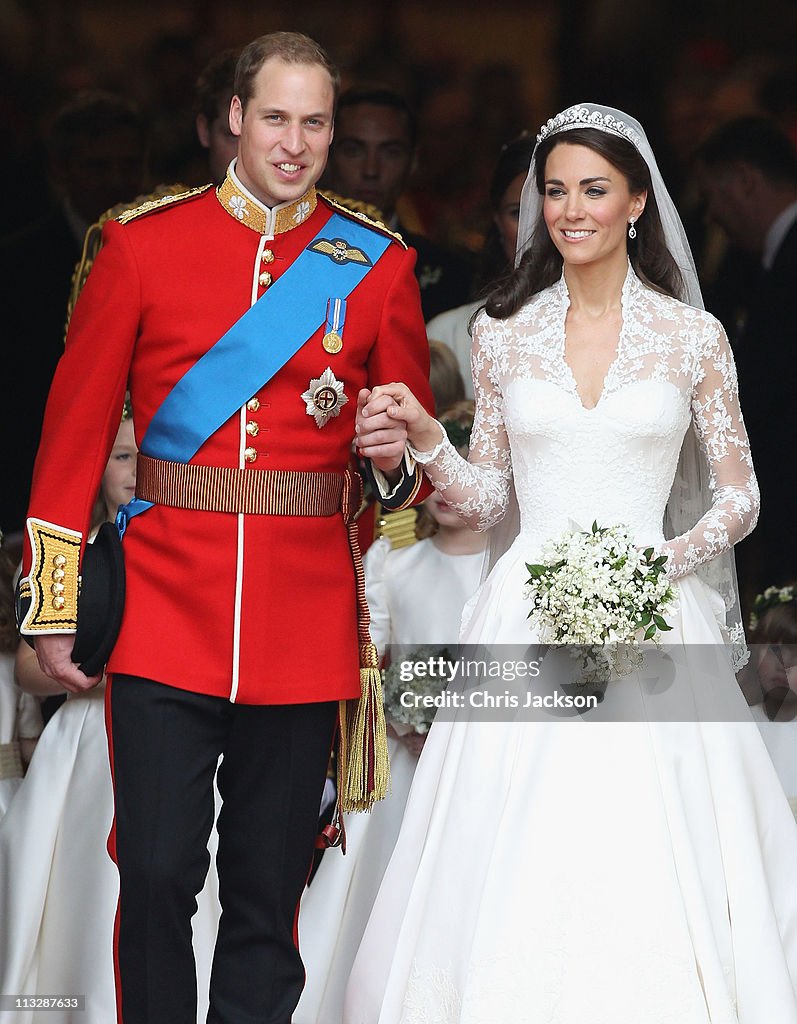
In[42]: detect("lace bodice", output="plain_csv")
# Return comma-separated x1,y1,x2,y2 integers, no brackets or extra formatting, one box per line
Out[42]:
411,268,759,581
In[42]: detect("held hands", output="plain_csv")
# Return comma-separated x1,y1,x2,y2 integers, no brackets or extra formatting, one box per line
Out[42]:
34,633,103,694
355,384,441,472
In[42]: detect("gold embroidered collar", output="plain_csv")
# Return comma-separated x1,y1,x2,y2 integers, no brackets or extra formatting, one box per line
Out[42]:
216,162,317,235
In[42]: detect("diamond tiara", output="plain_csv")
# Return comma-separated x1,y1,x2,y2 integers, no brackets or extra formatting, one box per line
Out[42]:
536,105,642,147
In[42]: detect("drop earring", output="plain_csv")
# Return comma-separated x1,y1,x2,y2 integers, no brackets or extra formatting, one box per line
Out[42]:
628,217,637,240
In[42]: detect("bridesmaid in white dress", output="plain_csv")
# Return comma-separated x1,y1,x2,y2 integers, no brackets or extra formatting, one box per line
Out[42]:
296,402,487,1024
0,410,221,1024
347,104,797,1023
425,131,536,399
740,583,797,819
0,540,42,820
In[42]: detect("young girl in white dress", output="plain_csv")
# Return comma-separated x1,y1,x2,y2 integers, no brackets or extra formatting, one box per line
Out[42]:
348,103,797,1023
0,408,221,1024
295,402,487,1024
0,537,42,820
740,583,797,819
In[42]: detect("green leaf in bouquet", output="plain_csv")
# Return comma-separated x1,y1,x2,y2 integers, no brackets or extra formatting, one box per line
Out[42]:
643,547,654,561
653,555,668,567
640,611,652,626
525,563,547,578
643,623,657,641
653,614,673,631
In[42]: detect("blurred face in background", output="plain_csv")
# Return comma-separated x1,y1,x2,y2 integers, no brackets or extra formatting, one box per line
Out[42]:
697,160,760,253
328,103,414,220
55,127,147,223
101,417,137,522
756,643,797,695
423,489,469,531
196,97,239,184
495,170,526,264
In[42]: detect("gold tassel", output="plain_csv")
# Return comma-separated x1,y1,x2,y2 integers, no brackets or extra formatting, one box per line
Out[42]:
338,467,392,813
337,642,390,812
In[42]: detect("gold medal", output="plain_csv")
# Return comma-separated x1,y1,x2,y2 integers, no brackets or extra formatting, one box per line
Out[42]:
322,297,346,355
323,330,343,354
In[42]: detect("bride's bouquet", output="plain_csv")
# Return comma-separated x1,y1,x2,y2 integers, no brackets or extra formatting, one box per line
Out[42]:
382,645,454,734
524,522,676,683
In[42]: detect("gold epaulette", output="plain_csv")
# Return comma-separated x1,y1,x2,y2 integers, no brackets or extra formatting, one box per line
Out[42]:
319,190,407,249
65,182,203,338
115,183,212,225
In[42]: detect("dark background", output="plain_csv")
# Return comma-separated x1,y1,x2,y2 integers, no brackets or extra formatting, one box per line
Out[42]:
2,0,795,250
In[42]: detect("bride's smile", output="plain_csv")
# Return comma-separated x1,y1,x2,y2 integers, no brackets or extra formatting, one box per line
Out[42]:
543,143,645,269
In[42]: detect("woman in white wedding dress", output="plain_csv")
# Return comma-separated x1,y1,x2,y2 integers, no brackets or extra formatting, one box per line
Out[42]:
296,402,487,1024
346,104,797,1024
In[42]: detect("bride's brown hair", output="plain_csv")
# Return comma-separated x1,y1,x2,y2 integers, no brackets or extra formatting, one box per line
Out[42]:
484,128,684,320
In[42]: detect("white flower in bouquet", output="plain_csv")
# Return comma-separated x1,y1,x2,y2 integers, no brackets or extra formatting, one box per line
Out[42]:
382,645,454,734
524,522,677,683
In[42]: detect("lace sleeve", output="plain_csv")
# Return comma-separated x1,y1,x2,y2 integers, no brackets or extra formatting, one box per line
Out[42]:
408,317,512,532
660,318,760,580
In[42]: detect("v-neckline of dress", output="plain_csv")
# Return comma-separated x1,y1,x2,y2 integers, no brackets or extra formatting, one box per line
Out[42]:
557,264,634,412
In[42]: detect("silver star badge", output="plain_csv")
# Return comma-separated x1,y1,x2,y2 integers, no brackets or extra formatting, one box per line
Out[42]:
302,367,349,428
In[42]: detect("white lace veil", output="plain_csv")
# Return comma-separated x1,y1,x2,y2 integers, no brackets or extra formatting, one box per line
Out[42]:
485,102,747,667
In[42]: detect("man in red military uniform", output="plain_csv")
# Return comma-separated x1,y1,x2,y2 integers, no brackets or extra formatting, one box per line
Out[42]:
19,32,432,1024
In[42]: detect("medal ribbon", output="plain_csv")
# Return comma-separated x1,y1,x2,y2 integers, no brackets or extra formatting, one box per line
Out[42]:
324,297,346,350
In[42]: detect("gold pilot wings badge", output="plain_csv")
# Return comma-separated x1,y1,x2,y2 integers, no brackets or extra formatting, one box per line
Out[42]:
308,237,373,266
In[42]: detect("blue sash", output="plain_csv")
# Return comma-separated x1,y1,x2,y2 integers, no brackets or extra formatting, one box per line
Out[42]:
117,212,390,534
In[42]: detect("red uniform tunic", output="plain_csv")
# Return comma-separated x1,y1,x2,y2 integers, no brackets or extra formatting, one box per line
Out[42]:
21,174,433,704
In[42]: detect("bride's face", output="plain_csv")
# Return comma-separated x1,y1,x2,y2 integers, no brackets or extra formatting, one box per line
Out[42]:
542,142,645,268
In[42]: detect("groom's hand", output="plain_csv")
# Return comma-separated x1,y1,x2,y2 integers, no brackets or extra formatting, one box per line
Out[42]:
355,387,410,472
356,384,441,467
34,633,103,693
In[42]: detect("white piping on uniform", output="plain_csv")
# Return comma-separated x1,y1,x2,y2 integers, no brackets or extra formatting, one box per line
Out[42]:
230,233,274,702
230,502,245,703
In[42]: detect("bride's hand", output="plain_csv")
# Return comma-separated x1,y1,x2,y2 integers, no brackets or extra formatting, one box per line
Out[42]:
356,384,442,466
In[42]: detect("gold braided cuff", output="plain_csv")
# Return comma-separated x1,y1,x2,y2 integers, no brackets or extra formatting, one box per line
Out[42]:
20,518,82,634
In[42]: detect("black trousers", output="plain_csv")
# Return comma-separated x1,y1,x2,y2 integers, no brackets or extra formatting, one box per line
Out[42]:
108,674,338,1024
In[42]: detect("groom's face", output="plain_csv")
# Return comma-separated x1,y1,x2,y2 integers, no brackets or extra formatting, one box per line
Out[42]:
229,57,335,208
